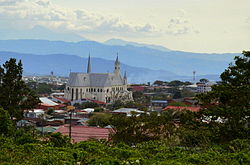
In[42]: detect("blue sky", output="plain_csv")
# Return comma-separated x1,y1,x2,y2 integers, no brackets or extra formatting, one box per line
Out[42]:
0,0,249,53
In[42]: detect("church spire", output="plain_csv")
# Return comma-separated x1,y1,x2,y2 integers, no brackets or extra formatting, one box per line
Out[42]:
115,53,120,65
123,71,127,85
114,53,120,74
87,54,91,73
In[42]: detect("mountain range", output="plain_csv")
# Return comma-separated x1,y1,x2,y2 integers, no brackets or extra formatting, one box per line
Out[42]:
0,39,241,82
0,39,240,75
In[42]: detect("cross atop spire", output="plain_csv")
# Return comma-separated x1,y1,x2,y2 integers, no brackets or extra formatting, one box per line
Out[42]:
87,54,91,73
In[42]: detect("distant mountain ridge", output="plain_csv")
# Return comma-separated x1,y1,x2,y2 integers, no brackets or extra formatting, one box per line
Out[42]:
104,38,172,52
0,39,240,77
0,51,182,83
0,26,87,42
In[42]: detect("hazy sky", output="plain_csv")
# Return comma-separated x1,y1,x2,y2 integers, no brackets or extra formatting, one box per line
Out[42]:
0,0,249,53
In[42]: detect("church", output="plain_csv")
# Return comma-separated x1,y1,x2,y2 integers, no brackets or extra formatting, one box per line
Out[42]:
64,55,133,103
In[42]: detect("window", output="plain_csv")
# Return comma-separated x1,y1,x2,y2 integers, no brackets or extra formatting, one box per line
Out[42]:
71,88,74,101
76,88,79,100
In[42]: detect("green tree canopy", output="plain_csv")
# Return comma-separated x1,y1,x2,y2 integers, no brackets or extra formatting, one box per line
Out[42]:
197,51,250,108
0,107,14,136
197,51,250,140
0,58,40,120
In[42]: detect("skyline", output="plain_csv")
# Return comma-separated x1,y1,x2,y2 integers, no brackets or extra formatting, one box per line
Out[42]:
0,0,249,53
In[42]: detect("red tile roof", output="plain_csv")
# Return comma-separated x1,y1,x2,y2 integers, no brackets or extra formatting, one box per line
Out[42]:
55,125,111,143
163,106,201,112
130,86,145,92
90,100,107,105
54,97,71,103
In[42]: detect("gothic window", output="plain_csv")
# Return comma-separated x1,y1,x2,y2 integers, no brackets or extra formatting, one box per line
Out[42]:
100,89,103,92
86,88,88,92
76,88,79,100
94,88,96,92
106,89,109,93
80,89,82,99
71,88,74,101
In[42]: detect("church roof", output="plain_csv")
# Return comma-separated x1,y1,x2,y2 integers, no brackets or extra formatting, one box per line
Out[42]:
67,72,124,87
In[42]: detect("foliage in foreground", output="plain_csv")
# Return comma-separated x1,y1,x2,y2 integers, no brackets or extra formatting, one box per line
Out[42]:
0,135,249,165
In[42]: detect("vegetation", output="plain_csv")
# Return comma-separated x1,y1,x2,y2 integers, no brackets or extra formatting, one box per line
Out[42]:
0,58,40,120
153,80,192,86
168,101,188,107
197,51,250,141
0,136,249,165
27,82,65,95
0,51,249,164
88,113,112,127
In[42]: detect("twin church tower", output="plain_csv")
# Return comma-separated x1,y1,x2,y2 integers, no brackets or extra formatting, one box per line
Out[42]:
64,55,132,103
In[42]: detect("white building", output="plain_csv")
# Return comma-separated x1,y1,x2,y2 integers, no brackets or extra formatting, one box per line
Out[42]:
196,82,214,93
64,56,133,103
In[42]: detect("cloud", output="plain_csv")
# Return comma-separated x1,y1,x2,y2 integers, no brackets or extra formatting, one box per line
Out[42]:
166,10,199,35
247,17,250,22
0,0,161,37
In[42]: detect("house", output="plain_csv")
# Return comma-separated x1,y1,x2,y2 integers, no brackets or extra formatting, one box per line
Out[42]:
24,109,45,118
151,100,168,107
55,125,111,143
128,85,145,92
112,108,145,116
37,97,65,110
51,97,70,105
50,92,65,98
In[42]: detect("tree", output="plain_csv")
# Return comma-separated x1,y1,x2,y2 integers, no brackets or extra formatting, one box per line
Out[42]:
0,107,14,136
173,90,182,99
168,80,184,87
88,113,112,127
199,78,209,84
197,51,250,140
0,58,40,120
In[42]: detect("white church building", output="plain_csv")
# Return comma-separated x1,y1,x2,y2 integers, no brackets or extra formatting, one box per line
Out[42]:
64,55,133,103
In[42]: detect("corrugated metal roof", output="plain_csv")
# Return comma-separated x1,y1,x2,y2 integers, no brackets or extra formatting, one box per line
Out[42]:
39,97,59,106
55,125,111,143
113,108,144,114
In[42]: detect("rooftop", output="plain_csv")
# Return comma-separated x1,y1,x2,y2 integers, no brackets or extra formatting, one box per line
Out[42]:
55,125,111,143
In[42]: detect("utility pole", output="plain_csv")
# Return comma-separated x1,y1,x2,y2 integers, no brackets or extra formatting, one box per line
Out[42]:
69,110,72,139
67,106,75,141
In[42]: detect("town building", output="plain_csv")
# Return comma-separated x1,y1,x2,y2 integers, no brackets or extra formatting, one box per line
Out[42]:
64,55,133,103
